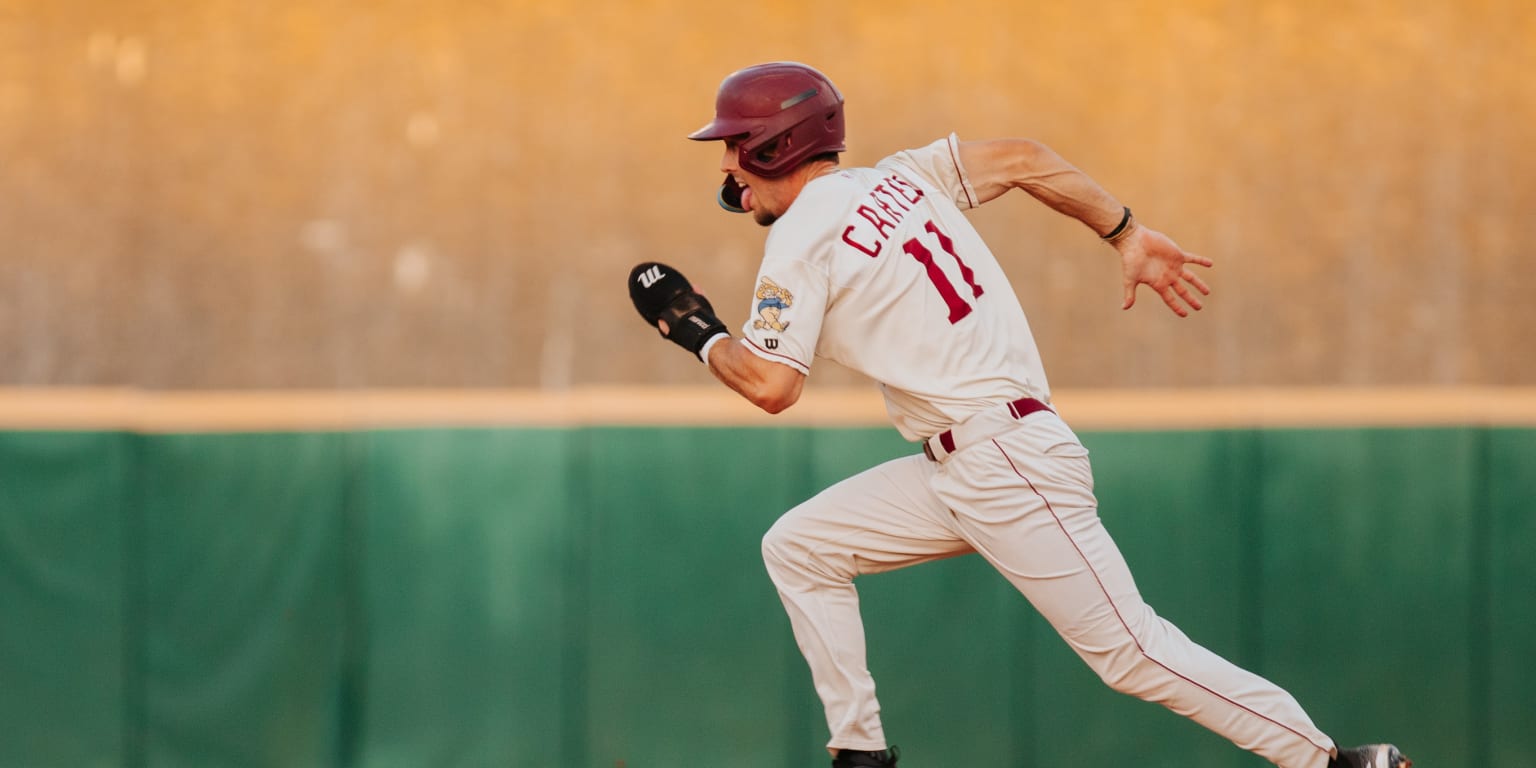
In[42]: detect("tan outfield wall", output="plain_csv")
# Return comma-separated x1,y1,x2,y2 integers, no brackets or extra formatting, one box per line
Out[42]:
4,386,1536,431
2,0,1533,389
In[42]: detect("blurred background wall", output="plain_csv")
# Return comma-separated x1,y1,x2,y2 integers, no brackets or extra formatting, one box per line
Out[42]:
2,0,1532,390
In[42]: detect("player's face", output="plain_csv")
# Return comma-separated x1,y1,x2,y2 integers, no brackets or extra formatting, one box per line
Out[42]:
721,139,786,227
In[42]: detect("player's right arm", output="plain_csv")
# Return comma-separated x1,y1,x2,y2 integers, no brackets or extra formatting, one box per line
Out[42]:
956,137,1213,317
958,138,1129,236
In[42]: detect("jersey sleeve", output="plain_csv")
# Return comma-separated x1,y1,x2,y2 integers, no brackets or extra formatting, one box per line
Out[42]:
881,133,980,210
737,250,827,376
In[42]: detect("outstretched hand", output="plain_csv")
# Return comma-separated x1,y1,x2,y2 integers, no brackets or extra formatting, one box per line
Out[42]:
1116,226,1213,317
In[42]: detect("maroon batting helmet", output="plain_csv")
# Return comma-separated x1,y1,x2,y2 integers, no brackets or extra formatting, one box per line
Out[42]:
689,62,846,178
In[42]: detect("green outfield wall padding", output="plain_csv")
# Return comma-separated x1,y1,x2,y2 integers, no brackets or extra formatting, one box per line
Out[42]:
0,431,130,768
136,433,353,768
0,426,1532,768
356,428,578,768
1486,429,1536,768
580,427,816,768
1256,429,1479,768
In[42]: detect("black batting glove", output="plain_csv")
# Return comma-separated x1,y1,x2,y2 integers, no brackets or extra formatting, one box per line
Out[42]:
628,262,729,362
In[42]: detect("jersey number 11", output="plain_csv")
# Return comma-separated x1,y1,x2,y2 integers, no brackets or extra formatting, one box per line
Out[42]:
902,219,984,324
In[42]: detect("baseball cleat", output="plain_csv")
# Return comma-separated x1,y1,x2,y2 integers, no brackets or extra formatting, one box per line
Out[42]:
1334,744,1412,768
832,745,900,767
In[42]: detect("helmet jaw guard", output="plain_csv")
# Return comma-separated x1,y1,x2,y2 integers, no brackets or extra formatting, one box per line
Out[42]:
716,174,747,213
689,62,846,179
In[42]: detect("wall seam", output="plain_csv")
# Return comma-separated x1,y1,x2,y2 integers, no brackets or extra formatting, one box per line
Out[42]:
1467,428,1492,760
121,432,146,768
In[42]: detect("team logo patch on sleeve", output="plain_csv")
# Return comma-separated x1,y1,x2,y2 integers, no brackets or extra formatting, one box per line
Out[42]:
753,276,794,332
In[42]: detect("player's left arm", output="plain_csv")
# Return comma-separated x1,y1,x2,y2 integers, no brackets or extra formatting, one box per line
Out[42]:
704,340,805,414
957,138,1213,317
628,261,805,414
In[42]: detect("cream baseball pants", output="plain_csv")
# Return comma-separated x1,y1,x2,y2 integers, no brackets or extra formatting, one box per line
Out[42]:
760,407,1336,768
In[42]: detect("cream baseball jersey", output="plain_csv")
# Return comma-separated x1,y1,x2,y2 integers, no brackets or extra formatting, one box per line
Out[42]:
738,133,1052,441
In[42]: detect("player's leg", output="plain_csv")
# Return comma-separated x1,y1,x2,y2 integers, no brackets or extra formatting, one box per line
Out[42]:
932,413,1335,768
762,452,969,754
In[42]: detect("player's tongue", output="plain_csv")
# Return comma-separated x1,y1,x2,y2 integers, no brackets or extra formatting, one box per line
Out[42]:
740,184,754,212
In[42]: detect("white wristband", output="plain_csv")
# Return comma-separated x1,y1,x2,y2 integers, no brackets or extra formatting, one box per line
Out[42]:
697,332,730,364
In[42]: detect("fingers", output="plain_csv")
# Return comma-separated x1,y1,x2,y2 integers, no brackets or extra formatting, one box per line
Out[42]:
1184,251,1214,269
1158,286,1190,317
1173,281,1202,312
1123,244,1212,315
1155,270,1212,317
1183,269,1212,296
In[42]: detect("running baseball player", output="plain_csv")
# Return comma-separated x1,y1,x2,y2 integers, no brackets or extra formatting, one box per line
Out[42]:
627,61,1410,768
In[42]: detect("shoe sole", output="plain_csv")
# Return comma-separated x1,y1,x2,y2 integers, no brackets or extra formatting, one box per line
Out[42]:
1370,744,1412,768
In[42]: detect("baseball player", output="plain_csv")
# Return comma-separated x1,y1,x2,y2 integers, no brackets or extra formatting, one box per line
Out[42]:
627,62,1410,768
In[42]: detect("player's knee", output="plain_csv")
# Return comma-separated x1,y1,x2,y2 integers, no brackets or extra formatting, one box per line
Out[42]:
762,518,850,587
1092,646,1170,701
1100,656,1153,696
761,520,802,577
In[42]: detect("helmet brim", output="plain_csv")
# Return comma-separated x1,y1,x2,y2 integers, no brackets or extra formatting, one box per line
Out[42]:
687,117,756,142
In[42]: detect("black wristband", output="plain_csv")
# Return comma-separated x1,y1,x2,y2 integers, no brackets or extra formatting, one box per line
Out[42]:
1101,206,1133,241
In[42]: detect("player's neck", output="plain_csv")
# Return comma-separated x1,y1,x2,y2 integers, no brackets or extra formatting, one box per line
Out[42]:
781,159,841,209
802,158,840,182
